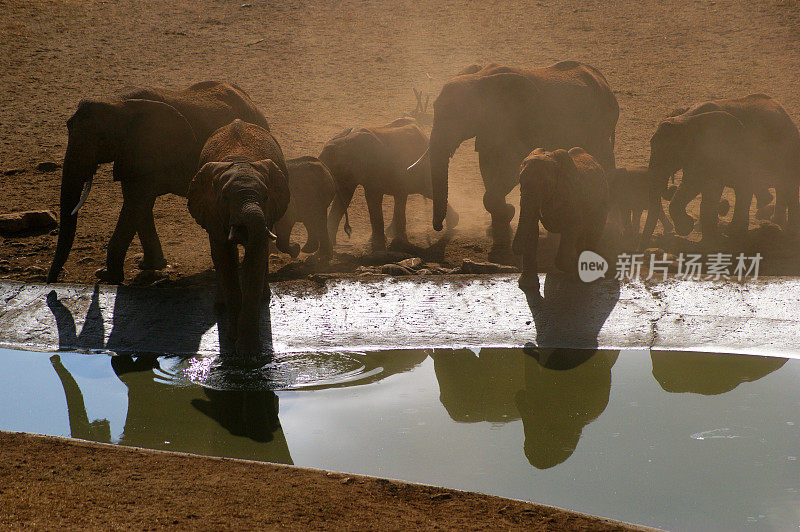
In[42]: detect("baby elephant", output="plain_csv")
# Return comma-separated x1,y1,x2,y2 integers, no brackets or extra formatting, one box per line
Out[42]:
608,166,676,240
320,117,458,251
513,148,609,294
273,156,349,264
187,119,290,366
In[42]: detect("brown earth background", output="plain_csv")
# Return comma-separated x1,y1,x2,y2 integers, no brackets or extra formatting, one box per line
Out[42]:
1,0,799,285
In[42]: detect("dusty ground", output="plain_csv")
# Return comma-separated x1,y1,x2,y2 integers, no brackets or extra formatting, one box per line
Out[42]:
1,0,799,285
0,1,798,528
0,432,654,531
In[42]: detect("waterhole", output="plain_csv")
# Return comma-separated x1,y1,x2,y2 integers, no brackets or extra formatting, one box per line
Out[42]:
1,347,797,531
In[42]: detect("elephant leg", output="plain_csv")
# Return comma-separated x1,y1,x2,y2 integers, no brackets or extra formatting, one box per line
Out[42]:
631,208,643,236
656,204,675,235
274,215,300,258
755,187,775,220
698,181,725,245
301,221,320,254
479,150,519,264
728,186,753,237
669,175,703,236
445,202,460,230
555,230,579,274
387,194,408,242
134,194,167,271
327,185,356,248
97,201,139,284
307,209,332,263
586,138,616,173
210,237,241,341
364,188,386,252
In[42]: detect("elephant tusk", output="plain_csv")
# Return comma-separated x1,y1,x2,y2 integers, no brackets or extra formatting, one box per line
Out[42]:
70,178,93,216
266,228,278,241
407,146,430,172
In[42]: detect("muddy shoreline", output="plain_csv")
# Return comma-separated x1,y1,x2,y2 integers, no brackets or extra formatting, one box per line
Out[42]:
0,431,657,531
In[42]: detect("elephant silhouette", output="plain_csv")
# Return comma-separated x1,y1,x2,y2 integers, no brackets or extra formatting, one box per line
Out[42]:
651,350,787,395
432,346,619,469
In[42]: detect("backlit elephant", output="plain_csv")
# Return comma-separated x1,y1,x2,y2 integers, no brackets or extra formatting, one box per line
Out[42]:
273,156,346,263
320,118,458,252
608,167,676,240
187,120,290,366
48,81,271,284
641,94,800,247
513,148,609,294
414,61,618,263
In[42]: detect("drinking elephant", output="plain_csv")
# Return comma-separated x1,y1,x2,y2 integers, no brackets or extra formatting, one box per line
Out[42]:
273,156,348,263
187,119,290,366
411,61,618,263
48,81,271,284
641,94,800,247
513,148,609,294
320,117,459,252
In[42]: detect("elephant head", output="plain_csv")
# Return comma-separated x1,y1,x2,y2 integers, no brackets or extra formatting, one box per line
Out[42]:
421,71,538,230
48,98,198,282
641,110,745,246
512,149,573,257
188,159,289,247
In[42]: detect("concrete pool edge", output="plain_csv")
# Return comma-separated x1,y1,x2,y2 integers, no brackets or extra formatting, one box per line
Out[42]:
0,430,660,531
1,275,799,359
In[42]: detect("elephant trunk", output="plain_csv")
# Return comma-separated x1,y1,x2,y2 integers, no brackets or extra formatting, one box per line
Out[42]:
48,147,97,283
233,201,269,365
512,184,541,257
429,135,450,232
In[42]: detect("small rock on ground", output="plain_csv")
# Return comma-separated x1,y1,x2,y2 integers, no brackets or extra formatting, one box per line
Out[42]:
0,210,57,234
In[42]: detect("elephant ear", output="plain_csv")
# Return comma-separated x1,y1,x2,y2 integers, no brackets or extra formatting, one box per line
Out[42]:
187,161,231,232
251,159,290,227
114,99,199,183
347,130,391,175
550,149,580,178
477,72,541,146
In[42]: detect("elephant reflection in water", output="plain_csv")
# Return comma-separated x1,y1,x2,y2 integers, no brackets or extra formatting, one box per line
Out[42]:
516,348,618,469
432,347,618,469
49,354,292,464
651,351,787,395
50,354,111,443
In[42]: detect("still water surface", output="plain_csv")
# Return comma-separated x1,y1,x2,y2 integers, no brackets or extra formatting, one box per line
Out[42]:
0,347,797,531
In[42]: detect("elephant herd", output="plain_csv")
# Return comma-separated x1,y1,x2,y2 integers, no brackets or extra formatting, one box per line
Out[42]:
44,61,800,364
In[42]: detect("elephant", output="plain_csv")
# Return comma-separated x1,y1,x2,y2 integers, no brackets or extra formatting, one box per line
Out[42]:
650,351,787,396
273,156,348,263
608,167,677,240
320,117,459,252
513,148,609,294
516,348,619,469
641,94,800,248
411,61,618,264
430,347,619,469
187,119,290,366
48,81,271,284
